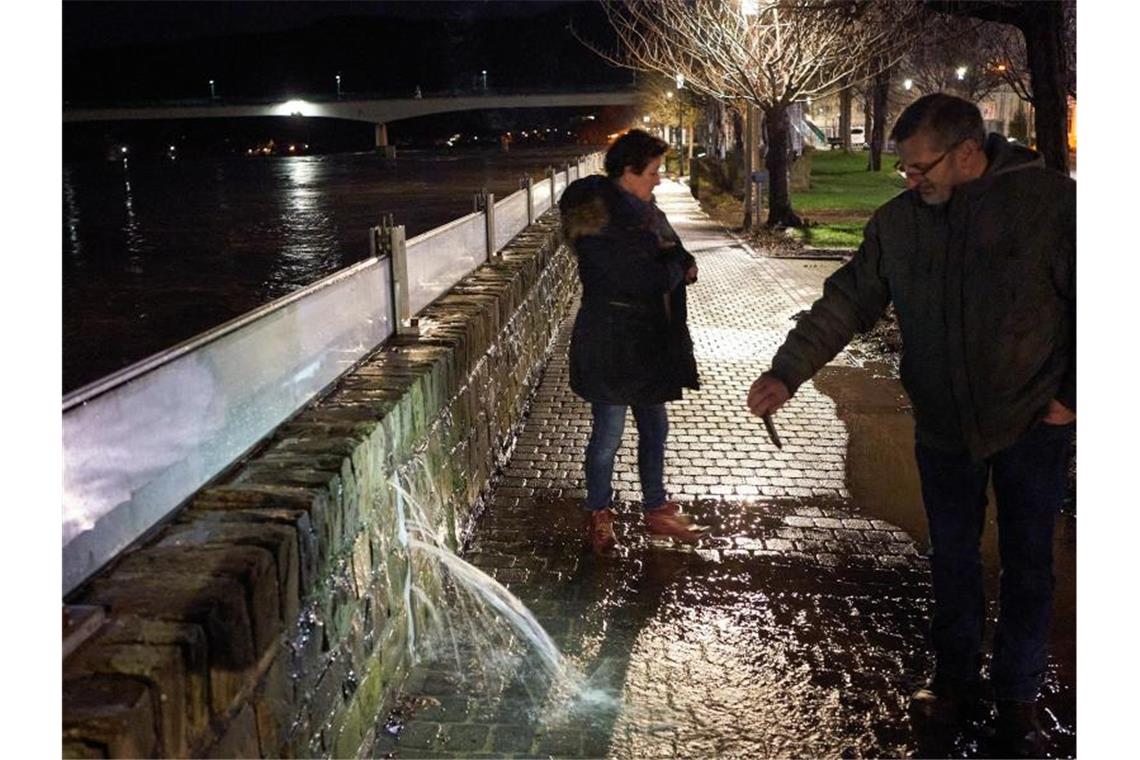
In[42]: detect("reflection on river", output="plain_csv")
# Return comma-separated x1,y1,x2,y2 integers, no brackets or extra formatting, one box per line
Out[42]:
62,146,594,392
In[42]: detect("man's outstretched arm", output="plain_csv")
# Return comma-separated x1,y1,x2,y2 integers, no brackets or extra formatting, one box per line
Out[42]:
748,217,892,417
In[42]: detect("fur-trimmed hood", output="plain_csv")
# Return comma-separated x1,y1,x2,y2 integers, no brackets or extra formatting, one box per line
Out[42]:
559,175,619,241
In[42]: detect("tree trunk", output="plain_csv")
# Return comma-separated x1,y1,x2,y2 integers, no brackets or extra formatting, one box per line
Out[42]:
763,104,803,228
868,63,890,171
839,84,853,152
924,1,1071,174
1021,4,1069,173
743,104,756,231
863,86,873,141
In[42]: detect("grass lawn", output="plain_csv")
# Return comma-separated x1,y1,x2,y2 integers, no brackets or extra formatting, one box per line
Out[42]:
790,149,906,248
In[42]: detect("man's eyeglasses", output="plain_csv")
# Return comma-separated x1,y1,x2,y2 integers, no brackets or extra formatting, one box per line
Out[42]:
895,139,964,178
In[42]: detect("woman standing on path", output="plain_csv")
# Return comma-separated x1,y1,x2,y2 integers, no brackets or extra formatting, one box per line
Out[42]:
558,129,707,555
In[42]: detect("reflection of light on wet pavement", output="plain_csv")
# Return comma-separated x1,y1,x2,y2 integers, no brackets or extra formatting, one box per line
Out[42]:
372,179,1075,758
690,325,773,362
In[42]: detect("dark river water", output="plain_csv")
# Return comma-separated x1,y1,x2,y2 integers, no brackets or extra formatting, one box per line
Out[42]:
61,146,594,393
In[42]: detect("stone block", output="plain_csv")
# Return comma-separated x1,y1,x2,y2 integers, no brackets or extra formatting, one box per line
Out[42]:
63,675,158,758
306,652,350,734
101,544,280,660
66,616,209,756
193,484,329,581
251,650,295,758
161,519,301,630
204,704,260,759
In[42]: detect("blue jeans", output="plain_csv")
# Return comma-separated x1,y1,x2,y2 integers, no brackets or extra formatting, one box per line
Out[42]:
584,403,668,512
915,419,1073,702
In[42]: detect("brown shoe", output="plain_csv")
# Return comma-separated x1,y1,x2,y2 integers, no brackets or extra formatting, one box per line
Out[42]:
587,508,619,555
644,501,708,547
909,674,983,726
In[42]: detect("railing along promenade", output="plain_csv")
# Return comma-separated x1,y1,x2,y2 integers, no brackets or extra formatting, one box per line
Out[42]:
62,153,603,596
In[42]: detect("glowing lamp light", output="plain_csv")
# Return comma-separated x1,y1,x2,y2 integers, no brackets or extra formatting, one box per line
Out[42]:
276,99,313,117
956,66,967,80
904,78,913,90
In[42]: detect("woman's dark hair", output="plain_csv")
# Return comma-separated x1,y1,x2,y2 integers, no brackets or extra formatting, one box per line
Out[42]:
890,93,986,151
604,129,669,179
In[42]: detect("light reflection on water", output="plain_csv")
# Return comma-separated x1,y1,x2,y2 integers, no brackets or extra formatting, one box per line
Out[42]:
62,146,592,392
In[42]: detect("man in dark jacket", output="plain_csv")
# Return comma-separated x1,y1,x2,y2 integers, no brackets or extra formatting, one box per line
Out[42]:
559,129,706,555
746,94,1075,756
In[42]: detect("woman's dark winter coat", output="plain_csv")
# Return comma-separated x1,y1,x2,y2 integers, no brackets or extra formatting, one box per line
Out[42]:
559,175,699,405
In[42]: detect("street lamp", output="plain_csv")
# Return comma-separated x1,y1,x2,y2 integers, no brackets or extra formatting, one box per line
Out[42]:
208,79,216,99
336,73,342,98
481,70,488,91
904,78,914,91
956,65,967,81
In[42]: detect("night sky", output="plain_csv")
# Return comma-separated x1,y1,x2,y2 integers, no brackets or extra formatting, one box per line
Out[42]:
61,1,632,158
63,1,625,102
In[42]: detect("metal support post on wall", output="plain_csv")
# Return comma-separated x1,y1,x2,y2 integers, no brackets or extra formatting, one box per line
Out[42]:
548,167,557,206
373,214,418,336
476,189,497,261
524,176,535,224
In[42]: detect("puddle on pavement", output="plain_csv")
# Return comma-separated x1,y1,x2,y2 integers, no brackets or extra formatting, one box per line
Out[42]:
813,363,1076,758
364,363,1074,758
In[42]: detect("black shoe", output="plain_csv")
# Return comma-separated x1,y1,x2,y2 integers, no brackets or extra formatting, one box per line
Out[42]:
995,700,1047,758
909,674,982,726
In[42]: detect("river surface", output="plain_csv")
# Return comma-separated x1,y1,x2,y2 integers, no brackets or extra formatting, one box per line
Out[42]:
62,145,595,393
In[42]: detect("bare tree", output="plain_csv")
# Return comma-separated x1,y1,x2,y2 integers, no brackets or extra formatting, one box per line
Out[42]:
579,0,923,228
905,13,1012,101
925,0,1074,173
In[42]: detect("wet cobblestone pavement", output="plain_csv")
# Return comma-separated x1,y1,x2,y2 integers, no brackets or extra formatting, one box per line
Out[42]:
372,181,1076,758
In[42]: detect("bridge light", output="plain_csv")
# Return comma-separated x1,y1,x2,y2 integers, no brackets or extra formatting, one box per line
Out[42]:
277,99,312,117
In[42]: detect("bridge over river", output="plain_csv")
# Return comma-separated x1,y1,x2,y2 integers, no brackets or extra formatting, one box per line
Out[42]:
64,88,640,149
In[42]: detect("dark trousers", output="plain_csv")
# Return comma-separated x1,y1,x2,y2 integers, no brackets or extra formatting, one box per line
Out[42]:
584,403,668,512
915,420,1073,702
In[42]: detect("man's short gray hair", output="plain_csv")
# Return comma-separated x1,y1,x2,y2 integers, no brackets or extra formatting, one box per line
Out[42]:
890,93,986,150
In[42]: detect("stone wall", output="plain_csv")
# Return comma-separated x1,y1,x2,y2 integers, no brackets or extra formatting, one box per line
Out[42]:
62,212,578,758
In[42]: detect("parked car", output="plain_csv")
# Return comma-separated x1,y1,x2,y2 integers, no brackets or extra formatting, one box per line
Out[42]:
826,127,869,150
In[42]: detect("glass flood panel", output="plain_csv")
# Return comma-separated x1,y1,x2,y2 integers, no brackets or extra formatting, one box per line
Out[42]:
62,258,393,595
406,211,486,314
494,190,529,250
532,181,552,217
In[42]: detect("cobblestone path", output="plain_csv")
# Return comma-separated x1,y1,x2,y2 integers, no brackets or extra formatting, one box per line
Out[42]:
372,181,1075,759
